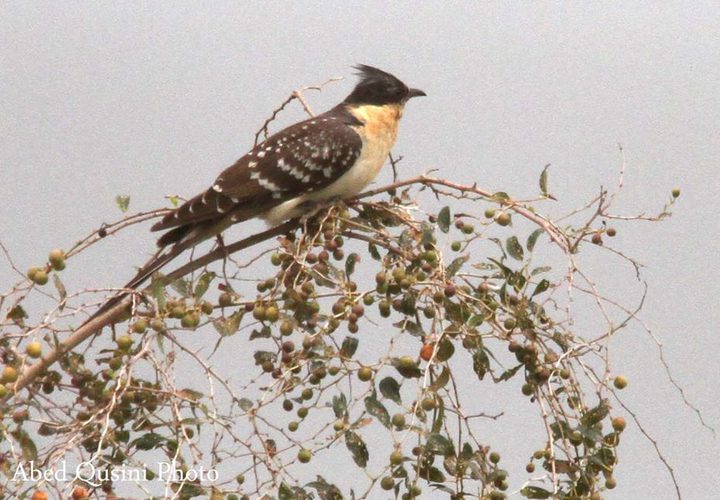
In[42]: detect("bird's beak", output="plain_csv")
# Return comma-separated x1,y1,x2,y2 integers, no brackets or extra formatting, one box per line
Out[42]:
407,88,426,99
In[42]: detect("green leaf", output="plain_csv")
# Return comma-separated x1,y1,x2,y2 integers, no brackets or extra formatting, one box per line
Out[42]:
345,253,359,276
506,236,524,261
437,206,451,233
435,339,455,362
581,399,610,427
253,351,274,366
532,279,550,297
429,366,450,392
419,465,446,482
472,349,490,380
379,377,402,404
115,194,130,213
393,358,423,378
345,431,369,468
151,277,167,312
492,191,510,203
52,274,67,307
521,485,552,499
446,255,468,277
249,326,271,340
212,311,243,336
132,432,165,451
527,228,544,252
341,336,359,358
194,271,215,299
531,266,552,276
332,393,347,418
6,304,27,321
539,164,550,196
368,242,381,260
170,277,191,298
306,477,343,500
497,364,523,382
425,433,454,456
11,431,37,461
365,392,391,428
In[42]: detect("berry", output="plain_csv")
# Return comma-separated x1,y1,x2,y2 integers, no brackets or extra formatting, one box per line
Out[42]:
132,319,148,333
606,227,617,237
2,366,18,383
612,416,627,432
671,188,680,198
30,269,49,285
489,451,501,464
613,375,628,390
592,233,603,245
358,366,373,382
116,335,133,351
380,476,395,490
389,450,403,465
496,212,511,226
392,413,406,428
26,341,42,359
48,249,66,270
297,448,312,463
419,343,434,361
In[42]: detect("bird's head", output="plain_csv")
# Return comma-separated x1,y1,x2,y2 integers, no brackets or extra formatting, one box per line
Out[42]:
343,65,425,107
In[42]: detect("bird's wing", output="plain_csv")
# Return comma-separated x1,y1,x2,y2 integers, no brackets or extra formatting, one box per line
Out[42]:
151,111,363,234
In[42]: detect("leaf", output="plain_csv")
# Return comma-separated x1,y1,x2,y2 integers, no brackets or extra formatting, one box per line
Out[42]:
379,377,402,404
393,358,422,379
344,431,369,468
332,394,347,418
435,339,455,362
425,433,454,456
446,255,468,277
437,206,451,233
170,278,191,298
11,431,37,461
345,253,359,276
428,367,450,393
527,228,544,252
115,194,130,213
306,477,343,500
249,326,272,340
52,274,67,308
340,336,359,358
132,432,165,451
539,164,550,196
212,311,243,336
581,399,610,427
472,349,490,380
506,236,524,261
368,242,381,260
521,486,552,499
419,465,446,482
194,272,215,299
364,393,391,428
150,277,167,312
238,398,253,411
168,195,180,207
492,191,510,203
7,304,28,321
531,266,552,276
253,351,274,366
532,279,550,297
497,364,523,382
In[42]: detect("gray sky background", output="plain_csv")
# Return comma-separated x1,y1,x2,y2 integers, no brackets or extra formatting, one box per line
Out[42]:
2,2,719,499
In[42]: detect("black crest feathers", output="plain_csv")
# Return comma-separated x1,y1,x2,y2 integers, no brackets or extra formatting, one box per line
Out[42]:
343,64,412,106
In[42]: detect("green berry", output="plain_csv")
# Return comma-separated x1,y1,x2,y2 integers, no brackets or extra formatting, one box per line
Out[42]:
297,448,312,463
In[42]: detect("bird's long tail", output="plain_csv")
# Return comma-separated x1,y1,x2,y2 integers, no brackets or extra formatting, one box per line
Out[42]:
80,237,197,327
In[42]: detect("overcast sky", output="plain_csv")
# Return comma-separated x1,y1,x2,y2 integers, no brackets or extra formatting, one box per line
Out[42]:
2,2,719,499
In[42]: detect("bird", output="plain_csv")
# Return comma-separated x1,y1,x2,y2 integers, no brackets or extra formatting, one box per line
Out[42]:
91,65,424,320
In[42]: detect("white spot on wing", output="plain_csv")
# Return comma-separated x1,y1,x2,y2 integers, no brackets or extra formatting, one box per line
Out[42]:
212,184,223,192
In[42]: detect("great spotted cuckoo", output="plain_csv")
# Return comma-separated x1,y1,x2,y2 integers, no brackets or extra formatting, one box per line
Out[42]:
104,65,424,310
